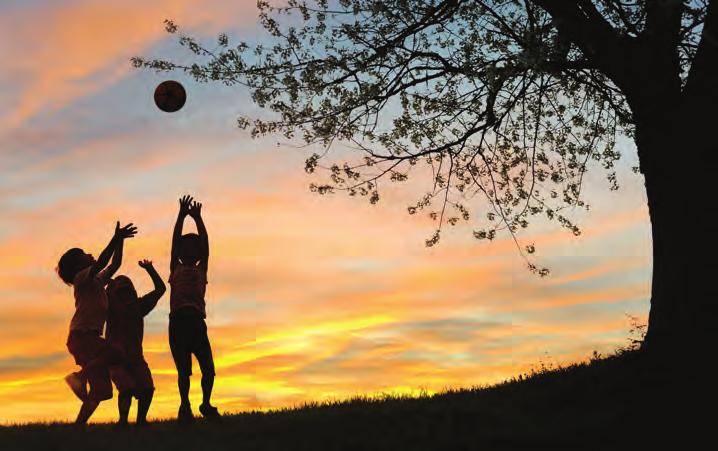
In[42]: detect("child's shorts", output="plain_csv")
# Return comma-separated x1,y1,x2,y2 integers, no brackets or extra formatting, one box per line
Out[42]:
169,309,215,377
110,360,154,395
66,330,113,402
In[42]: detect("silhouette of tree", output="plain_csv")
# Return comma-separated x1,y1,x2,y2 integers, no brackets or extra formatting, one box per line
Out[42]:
133,0,717,350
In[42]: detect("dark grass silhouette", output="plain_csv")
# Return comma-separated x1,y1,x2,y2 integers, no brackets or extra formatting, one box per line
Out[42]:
1,349,709,450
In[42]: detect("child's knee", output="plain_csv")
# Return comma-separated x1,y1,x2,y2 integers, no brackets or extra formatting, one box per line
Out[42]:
200,367,215,379
198,355,215,377
177,371,191,381
87,374,113,402
83,399,100,408
136,388,154,399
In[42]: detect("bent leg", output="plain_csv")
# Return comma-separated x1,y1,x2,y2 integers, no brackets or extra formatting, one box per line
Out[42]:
78,340,123,379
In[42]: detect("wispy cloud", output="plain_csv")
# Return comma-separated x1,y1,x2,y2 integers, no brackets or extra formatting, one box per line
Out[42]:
0,0,257,131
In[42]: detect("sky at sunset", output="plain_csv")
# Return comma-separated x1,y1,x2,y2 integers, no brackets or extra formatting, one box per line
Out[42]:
0,0,652,424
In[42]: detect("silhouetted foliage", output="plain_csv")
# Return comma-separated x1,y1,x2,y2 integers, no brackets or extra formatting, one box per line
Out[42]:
132,1,710,275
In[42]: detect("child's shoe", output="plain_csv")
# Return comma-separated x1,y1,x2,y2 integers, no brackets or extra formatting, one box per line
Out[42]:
199,403,221,421
177,403,194,424
64,372,87,401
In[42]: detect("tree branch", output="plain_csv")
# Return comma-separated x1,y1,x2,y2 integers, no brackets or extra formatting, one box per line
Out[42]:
683,0,718,111
529,0,635,86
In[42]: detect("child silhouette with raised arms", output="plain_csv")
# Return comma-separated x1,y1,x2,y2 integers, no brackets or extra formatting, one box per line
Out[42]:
57,221,137,424
105,259,166,426
169,195,220,422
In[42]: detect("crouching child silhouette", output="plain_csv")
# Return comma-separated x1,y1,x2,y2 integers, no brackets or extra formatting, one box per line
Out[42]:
169,195,220,422
57,221,137,424
106,259,165,426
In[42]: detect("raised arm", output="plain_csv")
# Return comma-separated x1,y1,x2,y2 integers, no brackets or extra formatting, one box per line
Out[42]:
89,222,136,280
188,200,209,268
171,195,193,272
137,259,166,316
99,235,124,284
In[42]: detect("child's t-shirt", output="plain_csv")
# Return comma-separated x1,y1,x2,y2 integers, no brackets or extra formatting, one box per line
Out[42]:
69,267,110,333
106,294,158,363
169,263,207,318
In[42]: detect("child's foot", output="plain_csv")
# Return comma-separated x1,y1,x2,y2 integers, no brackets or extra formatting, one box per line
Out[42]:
114,420,129,430
199,403,221,421
64,372,87,402
177,404,194,424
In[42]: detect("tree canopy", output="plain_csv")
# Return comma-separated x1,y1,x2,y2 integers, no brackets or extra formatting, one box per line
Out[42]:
133,0,711,276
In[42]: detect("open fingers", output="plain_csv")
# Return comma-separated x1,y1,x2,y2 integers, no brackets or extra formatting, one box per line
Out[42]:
120,223,138,238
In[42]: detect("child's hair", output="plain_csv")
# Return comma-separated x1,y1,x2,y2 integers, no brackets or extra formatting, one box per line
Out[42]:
107,275,137,307
178,233,202,263
57,248,87,285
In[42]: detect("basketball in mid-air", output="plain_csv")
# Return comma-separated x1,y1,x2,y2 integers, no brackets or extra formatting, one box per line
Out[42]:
154,80,186,112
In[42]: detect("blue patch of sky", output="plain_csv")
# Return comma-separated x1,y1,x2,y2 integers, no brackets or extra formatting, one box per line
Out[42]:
0,0,52,13
0,352,66,374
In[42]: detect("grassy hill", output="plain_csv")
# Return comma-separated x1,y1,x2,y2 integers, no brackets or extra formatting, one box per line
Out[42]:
0,349,708,450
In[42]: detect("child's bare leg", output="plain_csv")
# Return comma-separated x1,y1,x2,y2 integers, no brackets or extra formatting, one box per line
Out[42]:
117,392,131,425
177,374,194,422
76,400,99,424
136,389,154,425
200,372,214,406
197,344,216,410
198,372,220,419
65,372,87,401
178,373,190,407
68,343,122,400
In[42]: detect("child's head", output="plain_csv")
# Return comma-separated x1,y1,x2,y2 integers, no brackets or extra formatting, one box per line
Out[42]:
178,233,202,265
107,276,138,306
57,248,95,285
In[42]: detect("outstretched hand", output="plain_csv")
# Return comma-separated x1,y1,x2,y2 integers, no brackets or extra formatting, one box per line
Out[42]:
179,195,193,216
114,221,138,240
138,259,154,270
188,200,202,219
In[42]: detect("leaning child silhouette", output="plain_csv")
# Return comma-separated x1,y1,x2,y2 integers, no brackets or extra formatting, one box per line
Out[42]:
57,222,137,424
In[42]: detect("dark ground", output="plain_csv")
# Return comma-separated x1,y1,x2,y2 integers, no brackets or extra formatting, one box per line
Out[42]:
0,349,712,450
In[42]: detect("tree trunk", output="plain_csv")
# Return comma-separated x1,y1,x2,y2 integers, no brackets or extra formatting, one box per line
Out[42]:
612,1,718,354
640,110,718,352
535,0,718,354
